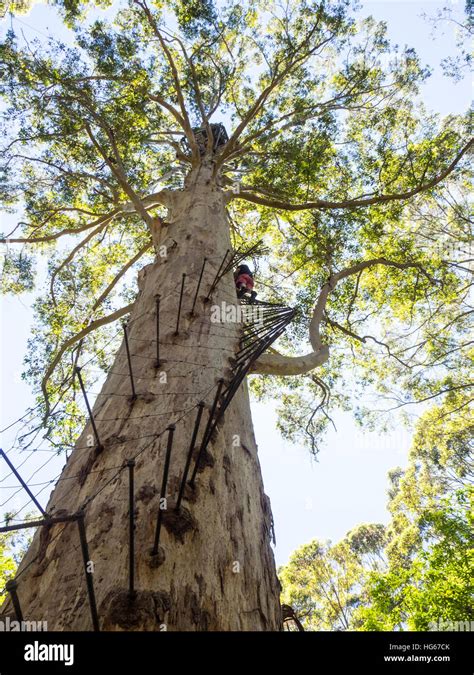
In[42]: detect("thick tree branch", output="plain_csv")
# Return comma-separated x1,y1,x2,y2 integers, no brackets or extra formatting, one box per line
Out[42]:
250,346,330,375
1,210,120,244
234,138,473,211
251,257,436,376
1,190,168,247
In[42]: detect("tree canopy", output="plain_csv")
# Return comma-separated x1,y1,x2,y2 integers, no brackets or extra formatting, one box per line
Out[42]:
0,0,471,454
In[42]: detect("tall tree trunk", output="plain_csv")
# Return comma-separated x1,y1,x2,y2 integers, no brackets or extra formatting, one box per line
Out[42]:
1,165,282,631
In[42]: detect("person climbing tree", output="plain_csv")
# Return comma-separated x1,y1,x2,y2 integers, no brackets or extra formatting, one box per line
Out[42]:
234,264,257,302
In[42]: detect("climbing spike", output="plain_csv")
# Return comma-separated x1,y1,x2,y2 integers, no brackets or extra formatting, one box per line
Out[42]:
152,425,176,555
191,258,207,315
123,323,137,401
175,274,186,334
5,579,23,622
189,379,225,486
74,367,103,452
76,510,100,632
175,402,205,512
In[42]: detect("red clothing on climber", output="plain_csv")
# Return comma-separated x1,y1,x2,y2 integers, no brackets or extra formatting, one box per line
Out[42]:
234,264,257,302
235,272,254,291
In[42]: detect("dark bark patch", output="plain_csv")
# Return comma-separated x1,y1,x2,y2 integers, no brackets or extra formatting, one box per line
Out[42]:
208,425,221,445
89,504,115,548
241,443,253,457
101,589,170,631
194,573,206,596
230,533,239,553
260,493,276,546
167,474,180,494
170,330,190,343
197,448,214,471
167,475,199,505
184,586,210,630
137,391,156,403
223,454,232,487
33,559,47,578
77,450,98,487
218,564,225,596
163,504,197,543
72,594,85,613
153,591,171,623
222,365,235,379
148,546,166,568
34,521,53,567
63,573,78,584
103,434,128,449
137,484,157,504
180,479,200,504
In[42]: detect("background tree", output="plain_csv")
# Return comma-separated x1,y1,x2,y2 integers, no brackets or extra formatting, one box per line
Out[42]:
0,0,471,630
280,398,473,630
354,396,473,631
280,523,386,630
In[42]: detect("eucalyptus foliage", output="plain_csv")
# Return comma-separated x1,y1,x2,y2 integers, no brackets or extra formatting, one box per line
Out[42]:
0,0,471,454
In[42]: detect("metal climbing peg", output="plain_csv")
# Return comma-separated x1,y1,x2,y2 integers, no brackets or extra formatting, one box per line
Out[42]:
123,323,137,401
189,379,225,487
191,258,207,316
74,367,103,452
205,250,230,301
175,274,186,335
151,425,176,556
0,449,48,517
5,579,23,622
126,459,136,597
76,510,100,632
175,402,205,512
155,295,161,366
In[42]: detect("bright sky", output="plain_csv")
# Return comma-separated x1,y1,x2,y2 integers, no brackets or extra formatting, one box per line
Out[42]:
0,1,471,566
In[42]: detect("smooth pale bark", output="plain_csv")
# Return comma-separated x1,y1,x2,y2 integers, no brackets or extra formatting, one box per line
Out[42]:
250,345,329,375
1,165,281,631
